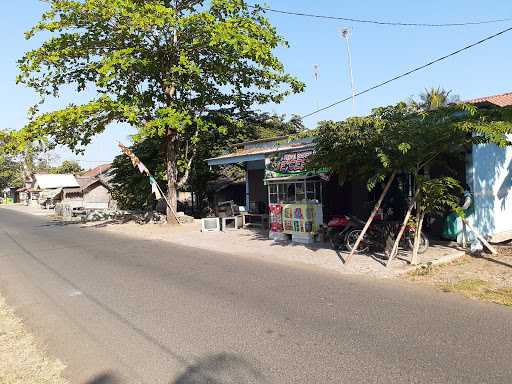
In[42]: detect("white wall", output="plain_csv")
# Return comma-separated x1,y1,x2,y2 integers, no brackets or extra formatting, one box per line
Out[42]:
467,139,512,237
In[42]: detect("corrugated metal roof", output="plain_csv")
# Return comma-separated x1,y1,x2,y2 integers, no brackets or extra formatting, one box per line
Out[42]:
63,176,109,194
34,174,80,189
206,142,314,164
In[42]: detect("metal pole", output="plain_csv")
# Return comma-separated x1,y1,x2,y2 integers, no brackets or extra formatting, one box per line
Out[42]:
339,28,356,116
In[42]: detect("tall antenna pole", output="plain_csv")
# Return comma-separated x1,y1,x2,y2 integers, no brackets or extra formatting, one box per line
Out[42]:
339,27,356,115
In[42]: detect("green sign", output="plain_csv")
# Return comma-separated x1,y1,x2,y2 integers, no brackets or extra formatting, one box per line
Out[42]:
265,150,328,179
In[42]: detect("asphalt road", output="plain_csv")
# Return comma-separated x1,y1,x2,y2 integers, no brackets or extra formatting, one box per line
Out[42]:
1,207,511,384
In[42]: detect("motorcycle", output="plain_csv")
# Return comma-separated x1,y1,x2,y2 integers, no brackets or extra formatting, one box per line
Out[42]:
344,221,429,258
327,215,367,251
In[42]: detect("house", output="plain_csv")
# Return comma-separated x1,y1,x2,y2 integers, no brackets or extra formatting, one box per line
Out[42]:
31,173,80,208
464,92,512,241
60,176,114,209
206,136,370,242
207,92,512,244
16,175,35,205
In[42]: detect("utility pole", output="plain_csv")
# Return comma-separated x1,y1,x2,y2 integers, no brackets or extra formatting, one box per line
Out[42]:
339,27,356,116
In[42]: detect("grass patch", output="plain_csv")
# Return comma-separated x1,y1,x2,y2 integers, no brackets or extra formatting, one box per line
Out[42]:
439,279,512,307
0,295,68,384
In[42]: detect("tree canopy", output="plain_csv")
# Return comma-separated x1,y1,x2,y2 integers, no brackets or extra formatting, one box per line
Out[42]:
311,99,512,263
18,0,304,219
311,102,512,190
111,112,304,211
0,130,24,190
416,87,459,111
49,160,83,175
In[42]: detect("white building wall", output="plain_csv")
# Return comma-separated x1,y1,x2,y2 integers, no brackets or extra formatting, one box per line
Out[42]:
467,140,512,238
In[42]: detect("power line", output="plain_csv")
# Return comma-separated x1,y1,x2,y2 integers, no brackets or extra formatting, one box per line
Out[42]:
249,5,511,27
301,26,512,119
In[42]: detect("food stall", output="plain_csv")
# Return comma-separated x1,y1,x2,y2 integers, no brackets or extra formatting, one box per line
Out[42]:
265,149,328,243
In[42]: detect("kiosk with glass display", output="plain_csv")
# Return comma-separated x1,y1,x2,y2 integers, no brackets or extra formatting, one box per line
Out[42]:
265,150,327,243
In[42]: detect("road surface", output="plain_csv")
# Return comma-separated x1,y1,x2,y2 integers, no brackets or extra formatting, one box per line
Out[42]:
1,207,511,384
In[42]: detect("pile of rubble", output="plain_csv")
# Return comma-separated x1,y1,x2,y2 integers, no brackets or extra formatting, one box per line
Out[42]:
54,204,195,225
82,209,133,222
176,211,194,224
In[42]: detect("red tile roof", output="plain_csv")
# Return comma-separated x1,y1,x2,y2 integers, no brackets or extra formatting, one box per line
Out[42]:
464,92,512,107
82,163,112,177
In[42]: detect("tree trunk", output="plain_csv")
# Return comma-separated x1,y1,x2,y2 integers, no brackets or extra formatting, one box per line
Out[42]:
386,202,414,267
410,211,425,265
345,171,397,264
165,128,179,223
386,187,420,267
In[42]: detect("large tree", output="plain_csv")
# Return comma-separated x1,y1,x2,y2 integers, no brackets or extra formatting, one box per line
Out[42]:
110,112,304,212
18,0,304,221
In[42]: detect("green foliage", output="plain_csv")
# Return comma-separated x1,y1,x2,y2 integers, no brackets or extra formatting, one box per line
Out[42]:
110,138,166,210
49,160,83,175
415,176,463,217
189,112,304,208
0,158,23,191
416,87,459,111
0,130,24,190
311,101,512,191
111,112,304,210
18,0,304,209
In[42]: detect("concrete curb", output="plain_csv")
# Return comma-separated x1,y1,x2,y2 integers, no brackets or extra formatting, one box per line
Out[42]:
396,249,466,276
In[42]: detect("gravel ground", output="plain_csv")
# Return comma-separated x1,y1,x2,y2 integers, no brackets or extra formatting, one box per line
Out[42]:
404,246,512,306
0,295,68,384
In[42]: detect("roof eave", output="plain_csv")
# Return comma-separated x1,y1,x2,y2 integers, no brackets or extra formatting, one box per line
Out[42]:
206,143,315,166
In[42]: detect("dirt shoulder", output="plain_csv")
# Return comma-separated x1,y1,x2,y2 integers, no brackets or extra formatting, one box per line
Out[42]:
403,246,512,307
0,294,68,384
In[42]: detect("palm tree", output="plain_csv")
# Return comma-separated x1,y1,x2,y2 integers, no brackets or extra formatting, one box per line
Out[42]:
418,87,459,111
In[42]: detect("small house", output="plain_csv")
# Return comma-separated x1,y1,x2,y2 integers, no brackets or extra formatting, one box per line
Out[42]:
32,173,80,208
60,176,114,209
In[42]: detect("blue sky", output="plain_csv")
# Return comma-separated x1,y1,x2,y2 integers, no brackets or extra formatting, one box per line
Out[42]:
1,1,511,168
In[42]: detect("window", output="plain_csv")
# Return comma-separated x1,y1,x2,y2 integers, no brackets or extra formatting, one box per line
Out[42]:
269,184,278,203
295,182,305,202
278,183,287,202
306,181,315,200
268,180,323,204
286,183,296,202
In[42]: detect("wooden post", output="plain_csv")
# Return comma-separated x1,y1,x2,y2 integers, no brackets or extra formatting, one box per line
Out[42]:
155,182,182,225
463,219,497,255
345,171,397,264
461,220,467,248
410,211,425,265
386,194,417,267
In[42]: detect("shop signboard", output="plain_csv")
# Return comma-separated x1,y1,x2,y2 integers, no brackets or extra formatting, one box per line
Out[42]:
265,150,328,179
